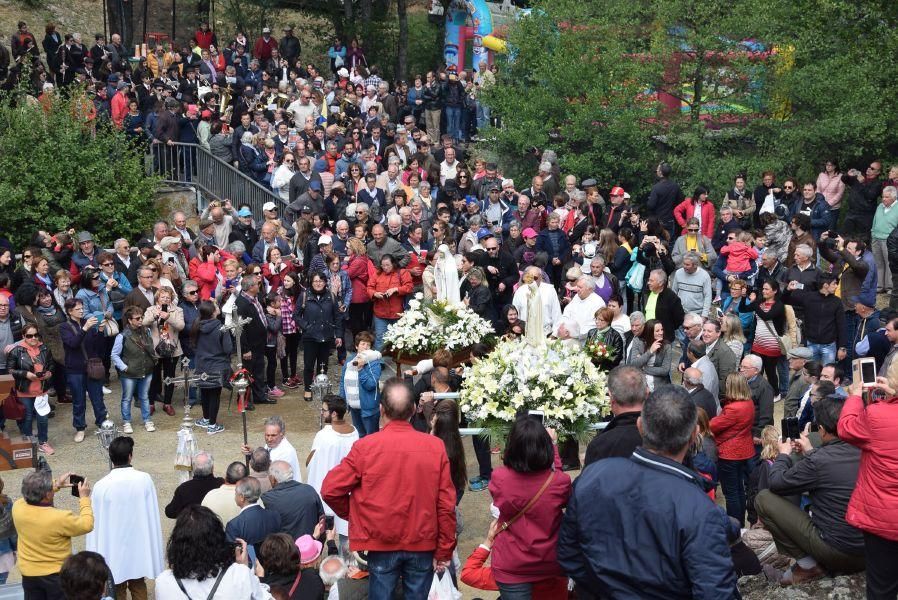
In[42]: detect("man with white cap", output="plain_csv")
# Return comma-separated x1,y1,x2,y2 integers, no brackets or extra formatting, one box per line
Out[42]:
253,26,278,69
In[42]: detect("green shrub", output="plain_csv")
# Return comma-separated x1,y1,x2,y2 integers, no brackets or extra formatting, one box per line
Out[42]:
0,89,160,248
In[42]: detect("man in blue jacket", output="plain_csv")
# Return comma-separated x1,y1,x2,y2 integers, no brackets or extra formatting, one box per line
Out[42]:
558,385,739,599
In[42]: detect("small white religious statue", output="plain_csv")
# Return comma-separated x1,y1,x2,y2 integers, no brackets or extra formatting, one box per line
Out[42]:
434,244,461,304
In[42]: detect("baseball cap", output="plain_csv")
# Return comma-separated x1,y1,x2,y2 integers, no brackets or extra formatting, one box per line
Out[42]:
262,26,271,33
262,201,277,211
522,228,537,239
317,235,332,246
489,183,500,191
237,207,252,217
582,178,597,188
610,186,626,196
309,180,323,191
476,228,493,241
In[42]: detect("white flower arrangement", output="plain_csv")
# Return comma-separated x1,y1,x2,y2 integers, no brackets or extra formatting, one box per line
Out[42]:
459,338,609,439
382,293,494,355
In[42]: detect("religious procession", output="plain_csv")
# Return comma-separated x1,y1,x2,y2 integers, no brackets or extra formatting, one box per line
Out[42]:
0,0,897,599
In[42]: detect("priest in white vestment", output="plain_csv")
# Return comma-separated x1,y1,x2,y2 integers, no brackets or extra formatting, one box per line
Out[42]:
562,275,605,342
86,437,164,598
512,266,561,338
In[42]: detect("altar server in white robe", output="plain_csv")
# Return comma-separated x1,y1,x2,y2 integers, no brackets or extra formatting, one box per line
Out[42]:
86,436,164,599
306,395,358,543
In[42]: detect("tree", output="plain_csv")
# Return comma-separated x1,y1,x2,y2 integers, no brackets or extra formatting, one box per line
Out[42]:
483,0,898,203
0,88,160,249
396,0,408,82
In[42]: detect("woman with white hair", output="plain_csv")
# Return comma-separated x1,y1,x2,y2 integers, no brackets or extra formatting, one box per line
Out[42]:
237,132,266,182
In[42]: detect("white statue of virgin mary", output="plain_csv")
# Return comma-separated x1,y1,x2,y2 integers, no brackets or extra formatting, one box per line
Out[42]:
434,244,461,305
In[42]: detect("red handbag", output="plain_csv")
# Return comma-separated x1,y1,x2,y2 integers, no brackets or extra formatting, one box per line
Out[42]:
2,390,24,421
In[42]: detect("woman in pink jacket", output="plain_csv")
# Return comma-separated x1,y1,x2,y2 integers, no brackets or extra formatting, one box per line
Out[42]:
489,416,571,598
838,375,898,598
816,159,845,227
673,186,716,239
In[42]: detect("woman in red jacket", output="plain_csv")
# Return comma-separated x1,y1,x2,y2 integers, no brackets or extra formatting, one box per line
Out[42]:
188,245,234,300
366,254,412,351
838,375,898,598
344,238,372,340
488,416,571,598
673,185,716,238
261,246,295,293
710,373,756,526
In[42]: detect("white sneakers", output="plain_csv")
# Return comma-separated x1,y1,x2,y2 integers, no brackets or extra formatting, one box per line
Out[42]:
144,421,156,432
102,387,112,395
74,431,85,443
122,422,134,434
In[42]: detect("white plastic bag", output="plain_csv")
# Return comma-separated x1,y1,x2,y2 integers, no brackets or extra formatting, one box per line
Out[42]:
428,572,462,600
758,191,775,215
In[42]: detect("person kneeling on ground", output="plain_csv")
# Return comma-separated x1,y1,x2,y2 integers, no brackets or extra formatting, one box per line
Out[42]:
755,395,865,586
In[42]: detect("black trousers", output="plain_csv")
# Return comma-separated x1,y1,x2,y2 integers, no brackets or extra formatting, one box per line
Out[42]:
280,331,300,380
201,387,222,424
265,346,278,388
302,340,332,390
459,413,492,480
246,349,267,405
22,573,63,600
149,356,177,405
759,354,779,393
864,531,898,599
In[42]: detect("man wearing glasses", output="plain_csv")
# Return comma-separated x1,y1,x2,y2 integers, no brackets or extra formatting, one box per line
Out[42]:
841,160,882,239
124,266,159,312
481,235,517,311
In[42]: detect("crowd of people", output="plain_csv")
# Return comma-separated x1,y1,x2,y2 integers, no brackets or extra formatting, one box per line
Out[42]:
1,14,898,600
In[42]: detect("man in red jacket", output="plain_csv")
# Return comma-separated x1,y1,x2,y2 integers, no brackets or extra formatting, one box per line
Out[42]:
322,379,456,599
253,27,278,69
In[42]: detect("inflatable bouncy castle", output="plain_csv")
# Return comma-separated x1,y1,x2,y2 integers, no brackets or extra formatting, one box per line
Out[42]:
432,0,520,73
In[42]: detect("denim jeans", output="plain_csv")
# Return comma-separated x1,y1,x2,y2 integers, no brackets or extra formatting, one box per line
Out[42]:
350,408,380,437
121,374,153,423
776,355,790,397
68,372,107,431
445,106,462,142
808,341,836,366
718,457,753,526
372,317,397,351
18,396,49,444
367,550,434,600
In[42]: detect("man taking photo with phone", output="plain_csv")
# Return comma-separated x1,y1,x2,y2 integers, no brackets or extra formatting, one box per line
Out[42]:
12,468,94,597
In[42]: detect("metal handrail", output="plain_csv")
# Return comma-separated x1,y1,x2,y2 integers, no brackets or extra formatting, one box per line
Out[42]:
146,141,286,219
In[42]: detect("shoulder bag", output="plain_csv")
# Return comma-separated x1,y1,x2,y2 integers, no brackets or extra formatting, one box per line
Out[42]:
174,566,226,600
760,318,791,354
1,388,24,421
497,470,555,534
70,323,106,380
